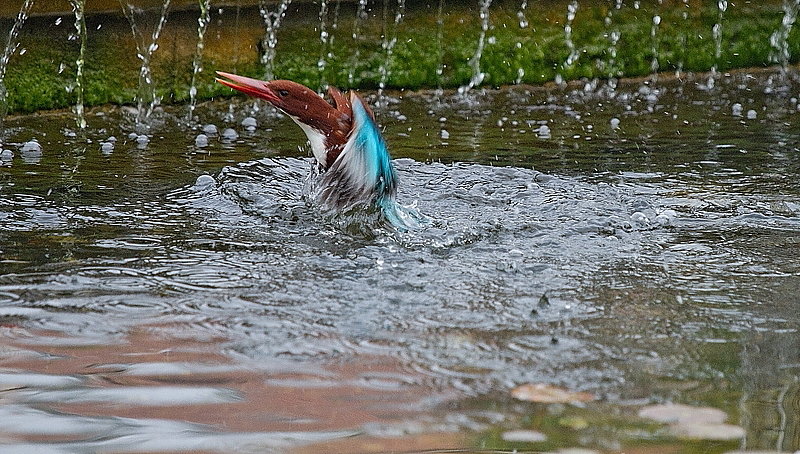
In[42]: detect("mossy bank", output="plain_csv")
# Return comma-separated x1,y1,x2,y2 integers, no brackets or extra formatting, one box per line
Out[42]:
2,0,799,114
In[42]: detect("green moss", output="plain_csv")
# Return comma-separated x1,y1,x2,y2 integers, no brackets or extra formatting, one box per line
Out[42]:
1,0,796,114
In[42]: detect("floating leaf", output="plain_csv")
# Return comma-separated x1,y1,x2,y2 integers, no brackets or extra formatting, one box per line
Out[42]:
511,383,595,404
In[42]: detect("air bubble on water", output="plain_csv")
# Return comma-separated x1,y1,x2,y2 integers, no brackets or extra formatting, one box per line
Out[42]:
631,212,650,226
241,117,257,130
20,140,43,164
222,128,239,141
203,124,218,135
20,140,42,153
731,103,743,116
100,142,114,154
538,125,551,138
194,174,216,190
195,134,209,147
439,117,447,122
128,132,138,140
106,136,117,143
610,117,621,129
746,109,757,119
440,129,450,139
655,209,677,226
0,149,13,160
136,135,150,146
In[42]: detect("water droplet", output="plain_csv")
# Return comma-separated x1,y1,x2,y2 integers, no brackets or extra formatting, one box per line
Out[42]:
195,134,209,147
241,117,257,130
194,174,215,189
222,128,238,141
538,125,551,138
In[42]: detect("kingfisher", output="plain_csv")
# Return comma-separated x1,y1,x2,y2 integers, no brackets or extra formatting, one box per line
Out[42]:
215,72,400,223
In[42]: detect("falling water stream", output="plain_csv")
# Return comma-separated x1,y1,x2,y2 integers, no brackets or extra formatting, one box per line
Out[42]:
708,0,728,89
377,0,406,104
347,0,368,86
187,0,212,121
259,0,292,81
0,0,35,127
557,0,579,86
69,0,87,130
770,0,800,74
119,0,172,130
458,0,492,94
316,0,329,89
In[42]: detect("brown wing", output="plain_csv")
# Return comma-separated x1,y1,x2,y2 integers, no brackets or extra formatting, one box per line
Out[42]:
323,87,378,167
327,86,352,119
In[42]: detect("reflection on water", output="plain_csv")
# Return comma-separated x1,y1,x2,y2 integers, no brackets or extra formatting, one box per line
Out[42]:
0,70,799,453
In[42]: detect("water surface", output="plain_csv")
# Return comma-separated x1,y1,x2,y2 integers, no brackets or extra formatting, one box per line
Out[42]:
0,70,799,453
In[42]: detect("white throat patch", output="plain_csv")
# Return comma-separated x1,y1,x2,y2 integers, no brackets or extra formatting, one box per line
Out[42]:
289,115,327,167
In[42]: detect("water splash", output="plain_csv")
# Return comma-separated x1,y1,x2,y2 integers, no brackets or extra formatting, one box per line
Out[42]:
258,0,292,81
0,0,35,129
347,0,368,87
458,0,492,95
707,0,728,89
557,0,579,87
769,0,800,75
119,0,172,130
377,0,406,104
187,0,212,121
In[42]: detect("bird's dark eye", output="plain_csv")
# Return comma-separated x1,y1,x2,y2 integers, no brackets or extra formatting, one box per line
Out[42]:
278,90,289,97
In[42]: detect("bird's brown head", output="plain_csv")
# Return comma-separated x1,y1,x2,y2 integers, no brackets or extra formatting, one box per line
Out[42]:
216,72,335,123
216,71,354,168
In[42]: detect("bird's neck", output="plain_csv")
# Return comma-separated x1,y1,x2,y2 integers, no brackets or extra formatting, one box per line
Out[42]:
288,115,329,167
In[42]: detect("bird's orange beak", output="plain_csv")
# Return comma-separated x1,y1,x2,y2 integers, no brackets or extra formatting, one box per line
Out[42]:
215,71,279,103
